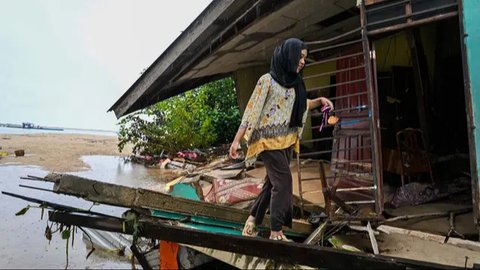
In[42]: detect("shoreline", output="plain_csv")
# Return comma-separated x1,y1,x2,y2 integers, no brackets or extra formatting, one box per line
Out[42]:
0,133,132,172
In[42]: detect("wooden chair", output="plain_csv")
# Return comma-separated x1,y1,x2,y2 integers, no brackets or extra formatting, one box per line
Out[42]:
396,128,434,186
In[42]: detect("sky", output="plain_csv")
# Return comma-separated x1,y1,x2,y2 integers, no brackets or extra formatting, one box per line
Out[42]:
0,0,212,131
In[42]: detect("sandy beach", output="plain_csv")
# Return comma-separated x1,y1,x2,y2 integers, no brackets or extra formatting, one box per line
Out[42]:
0,133,132,172
0,133,143,269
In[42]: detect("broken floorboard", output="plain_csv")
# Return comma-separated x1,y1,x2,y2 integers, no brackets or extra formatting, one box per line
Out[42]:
184,244,315,269
45,173,312,235
333,225,480,268
48,211,461,270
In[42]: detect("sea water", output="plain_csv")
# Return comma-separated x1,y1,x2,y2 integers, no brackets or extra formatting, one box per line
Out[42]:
0,128,169,268
0,126,117,137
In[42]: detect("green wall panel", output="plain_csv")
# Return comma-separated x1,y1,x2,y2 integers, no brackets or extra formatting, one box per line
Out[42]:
462,0,480,221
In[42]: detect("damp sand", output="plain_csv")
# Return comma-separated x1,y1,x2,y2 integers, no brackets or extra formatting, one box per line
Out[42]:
0,133,179,269
0,133,132,172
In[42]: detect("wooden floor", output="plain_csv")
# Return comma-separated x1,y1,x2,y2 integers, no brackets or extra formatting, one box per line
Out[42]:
245,161,326,210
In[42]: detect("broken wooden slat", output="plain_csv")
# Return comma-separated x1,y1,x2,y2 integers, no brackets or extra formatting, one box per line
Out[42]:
46,173,312,235
377,225,480,251
381,207,472,224
20,175,55,182
48,211,458,270
367,222,379,255
348,224,379,235
185,245,313,269
303,220,328,245
130,244,152,270
163,176,186,192
1,191,116,218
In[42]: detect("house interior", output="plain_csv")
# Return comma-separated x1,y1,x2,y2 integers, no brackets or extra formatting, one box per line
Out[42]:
294,9,477,240
106,0,478,243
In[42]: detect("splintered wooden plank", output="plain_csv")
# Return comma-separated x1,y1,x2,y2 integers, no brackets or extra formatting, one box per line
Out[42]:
47,173,312,235
48,211,453,270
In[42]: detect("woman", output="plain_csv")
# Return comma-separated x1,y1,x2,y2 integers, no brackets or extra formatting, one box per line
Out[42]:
229,38,334,241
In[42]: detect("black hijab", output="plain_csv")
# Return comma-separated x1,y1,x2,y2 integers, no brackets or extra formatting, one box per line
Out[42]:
269,38,308,128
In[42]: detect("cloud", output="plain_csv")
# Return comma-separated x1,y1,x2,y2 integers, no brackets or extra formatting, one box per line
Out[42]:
0,0,211,130
79,0,212,92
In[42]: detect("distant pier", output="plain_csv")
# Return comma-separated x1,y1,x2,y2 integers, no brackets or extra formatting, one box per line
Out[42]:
0,122,64,131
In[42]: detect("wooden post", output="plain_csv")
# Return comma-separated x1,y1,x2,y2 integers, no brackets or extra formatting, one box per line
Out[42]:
406,29,432,148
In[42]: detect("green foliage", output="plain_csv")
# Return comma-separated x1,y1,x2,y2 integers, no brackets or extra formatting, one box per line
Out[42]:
123,210,142,244
117,77,240,156
15,206,30,216
14,203,93,268
61,228,71,240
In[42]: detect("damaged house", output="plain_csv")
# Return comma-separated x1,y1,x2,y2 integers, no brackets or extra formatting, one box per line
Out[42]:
111,0,479,234
6,0,479,269
108,0,480,267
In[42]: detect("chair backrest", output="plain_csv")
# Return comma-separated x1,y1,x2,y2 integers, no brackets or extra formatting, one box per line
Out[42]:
396,128,425,154
396,128,433,175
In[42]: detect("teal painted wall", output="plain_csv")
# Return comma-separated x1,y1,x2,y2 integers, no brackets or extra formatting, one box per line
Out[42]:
462,0,480,222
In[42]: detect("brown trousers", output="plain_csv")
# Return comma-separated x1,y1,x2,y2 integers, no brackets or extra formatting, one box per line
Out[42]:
249,147,293,231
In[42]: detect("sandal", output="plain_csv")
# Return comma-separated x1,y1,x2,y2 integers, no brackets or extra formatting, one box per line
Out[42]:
242,220,259,237
269,234,293,242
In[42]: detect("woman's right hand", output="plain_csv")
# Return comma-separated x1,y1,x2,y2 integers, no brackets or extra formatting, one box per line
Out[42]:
229,127,246,160
229,141,240,159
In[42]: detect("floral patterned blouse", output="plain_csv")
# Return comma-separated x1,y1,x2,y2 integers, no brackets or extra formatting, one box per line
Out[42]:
240,73,308,167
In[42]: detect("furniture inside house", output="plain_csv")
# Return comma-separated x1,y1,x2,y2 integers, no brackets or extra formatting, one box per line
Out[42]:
396,128,434,186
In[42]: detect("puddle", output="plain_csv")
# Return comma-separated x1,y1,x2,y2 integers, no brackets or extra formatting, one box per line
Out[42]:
0,155,174,269
74,155,175,189
1,162,22,166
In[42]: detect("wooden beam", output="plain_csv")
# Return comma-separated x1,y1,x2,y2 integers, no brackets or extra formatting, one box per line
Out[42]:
406,28,432,148
303,220,328,245
1,191,116,219
130,244,152,270
185,245,314,269
367,222,379,255
368,11,458,36
377,225,480,251
48,212,460,270
47,173,312,234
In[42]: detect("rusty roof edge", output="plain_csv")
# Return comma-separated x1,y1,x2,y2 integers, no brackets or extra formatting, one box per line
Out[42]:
108,0,238,118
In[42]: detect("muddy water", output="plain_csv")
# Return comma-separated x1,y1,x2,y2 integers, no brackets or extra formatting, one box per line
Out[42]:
0,155,172,269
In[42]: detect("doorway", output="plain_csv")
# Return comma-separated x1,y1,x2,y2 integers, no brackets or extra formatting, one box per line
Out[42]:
374,17,477,239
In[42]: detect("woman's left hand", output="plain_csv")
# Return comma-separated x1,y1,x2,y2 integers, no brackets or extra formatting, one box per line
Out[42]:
320,97,334,111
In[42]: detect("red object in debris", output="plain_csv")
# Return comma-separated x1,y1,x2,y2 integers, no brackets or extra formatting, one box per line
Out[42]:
159,241,179,269
14,150,25,157
176,151,198,161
